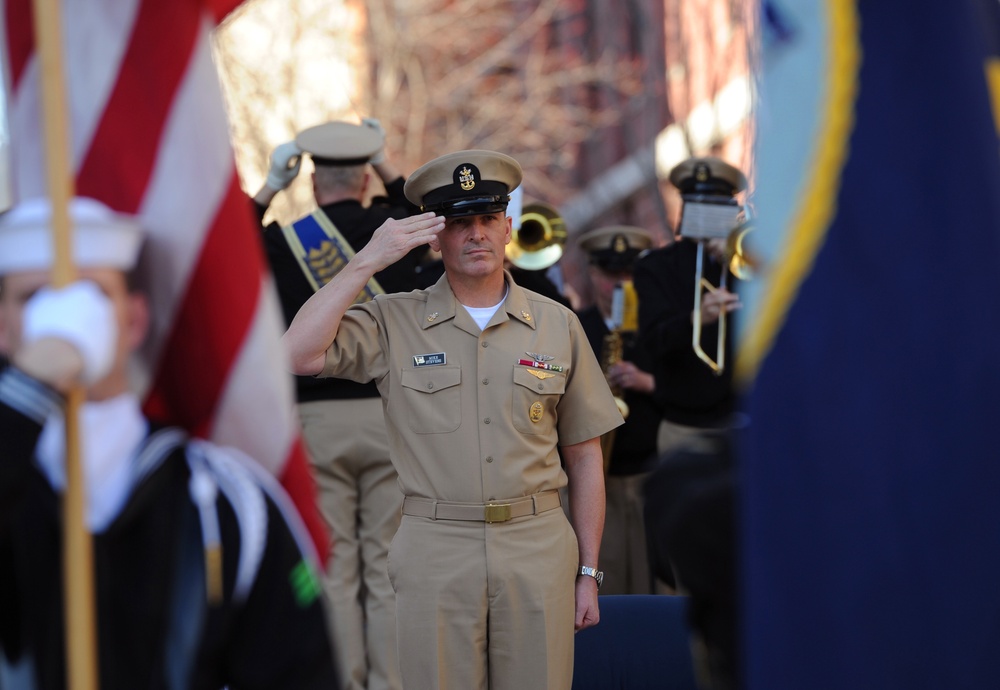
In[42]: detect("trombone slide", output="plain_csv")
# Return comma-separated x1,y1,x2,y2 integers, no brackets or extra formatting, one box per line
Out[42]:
692,241,727,375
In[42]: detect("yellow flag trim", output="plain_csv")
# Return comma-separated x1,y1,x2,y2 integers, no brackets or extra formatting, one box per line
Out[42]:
985,58,1000,139
735,0,862,386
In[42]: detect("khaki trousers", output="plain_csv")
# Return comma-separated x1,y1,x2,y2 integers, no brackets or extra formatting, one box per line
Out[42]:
598,472,652,595
387,508,579,690
299,397,402,690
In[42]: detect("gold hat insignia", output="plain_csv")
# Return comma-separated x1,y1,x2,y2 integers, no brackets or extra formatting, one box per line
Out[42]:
529,401,544,423
459,166,476,191
613,236,627,253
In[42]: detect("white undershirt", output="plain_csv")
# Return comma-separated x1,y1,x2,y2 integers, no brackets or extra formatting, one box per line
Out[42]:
36,392,148,533
462,284,509,330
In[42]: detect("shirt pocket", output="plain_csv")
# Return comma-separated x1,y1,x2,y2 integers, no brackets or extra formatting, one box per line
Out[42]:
400,366,462,433
511,366,566,435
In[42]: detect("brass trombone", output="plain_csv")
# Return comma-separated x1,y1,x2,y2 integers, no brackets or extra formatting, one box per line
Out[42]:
505,202,567,271
691,221,754,375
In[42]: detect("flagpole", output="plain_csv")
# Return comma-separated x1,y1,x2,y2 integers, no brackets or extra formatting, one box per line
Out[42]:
31,0,99,688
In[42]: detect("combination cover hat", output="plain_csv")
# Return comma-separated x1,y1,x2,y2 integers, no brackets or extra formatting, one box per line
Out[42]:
0,197,143,274
404,150,523,218
669,157,747,197
577,225,653,272
295,121,383,166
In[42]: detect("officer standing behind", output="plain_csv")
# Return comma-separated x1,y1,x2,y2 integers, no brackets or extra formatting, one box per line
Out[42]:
282,150,624,690
574,226,661,595
251,119,423,690
632,158,747,457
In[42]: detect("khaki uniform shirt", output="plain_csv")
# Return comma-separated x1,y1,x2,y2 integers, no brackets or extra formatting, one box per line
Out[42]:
321,270,623,503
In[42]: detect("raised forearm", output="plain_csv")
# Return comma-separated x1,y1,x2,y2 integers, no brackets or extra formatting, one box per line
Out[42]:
281,212,445,376
282,256,380,376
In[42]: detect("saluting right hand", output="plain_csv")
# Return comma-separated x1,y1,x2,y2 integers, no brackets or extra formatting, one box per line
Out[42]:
361,118,386,164
265,141,303,191
359,213,445,273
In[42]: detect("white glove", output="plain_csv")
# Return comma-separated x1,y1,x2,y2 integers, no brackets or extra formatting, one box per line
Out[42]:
23,281,117,385
362,118,386,164
265,141,303,191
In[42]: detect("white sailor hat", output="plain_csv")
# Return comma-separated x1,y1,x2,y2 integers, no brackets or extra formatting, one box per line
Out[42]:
295,121,383,166
404,150,523,218
0,197,143,275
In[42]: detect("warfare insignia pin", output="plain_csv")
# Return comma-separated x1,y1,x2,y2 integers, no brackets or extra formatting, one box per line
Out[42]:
529,402,544,423
527,369,554,380
526,352,554,363
458,166,476,191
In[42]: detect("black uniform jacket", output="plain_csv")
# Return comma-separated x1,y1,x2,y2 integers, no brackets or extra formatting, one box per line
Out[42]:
633,240,737,428
0,367,338,690
255,178,424,403
577,305,662,475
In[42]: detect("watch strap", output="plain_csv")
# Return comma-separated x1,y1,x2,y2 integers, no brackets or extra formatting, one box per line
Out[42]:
578,565,604,589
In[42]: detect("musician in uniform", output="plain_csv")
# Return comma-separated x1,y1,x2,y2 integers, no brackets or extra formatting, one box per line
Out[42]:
281,149,624,690
574,225,661,595
251,119,424,690
633,157,747,457
0,197,338,689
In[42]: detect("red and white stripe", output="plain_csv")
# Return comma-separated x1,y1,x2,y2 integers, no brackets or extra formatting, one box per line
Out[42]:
3,0,328,561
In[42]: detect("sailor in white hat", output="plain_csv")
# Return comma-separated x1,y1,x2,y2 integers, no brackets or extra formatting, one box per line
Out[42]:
0,197,338,688
283,150,623,690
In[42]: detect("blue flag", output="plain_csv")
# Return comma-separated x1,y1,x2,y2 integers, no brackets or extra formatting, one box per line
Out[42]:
738,1,1000,688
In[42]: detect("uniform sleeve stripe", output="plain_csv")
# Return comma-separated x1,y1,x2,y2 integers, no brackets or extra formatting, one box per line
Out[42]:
0,368,61,424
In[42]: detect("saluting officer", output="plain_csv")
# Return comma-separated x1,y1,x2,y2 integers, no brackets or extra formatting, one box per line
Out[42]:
281,150,623,690
251,120,425,690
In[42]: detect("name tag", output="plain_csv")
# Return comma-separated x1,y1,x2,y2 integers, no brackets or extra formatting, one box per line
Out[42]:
413,353,447,367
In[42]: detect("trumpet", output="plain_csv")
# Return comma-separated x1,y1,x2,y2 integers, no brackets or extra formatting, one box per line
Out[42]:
505,202,567,271
691,221,755,375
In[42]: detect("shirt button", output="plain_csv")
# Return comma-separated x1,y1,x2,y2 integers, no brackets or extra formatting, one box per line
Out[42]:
482,378,489,385
486,456,494,463
484,417,491,424
482,341,489,348
537,384,543,390
427,382,435,390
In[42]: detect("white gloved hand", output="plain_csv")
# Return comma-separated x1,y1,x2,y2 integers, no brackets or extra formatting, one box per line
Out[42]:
362,118,387,164
23,281,117,385
265,141,303,191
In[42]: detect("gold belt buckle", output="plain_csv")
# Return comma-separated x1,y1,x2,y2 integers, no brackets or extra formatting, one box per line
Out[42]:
484,503,512,523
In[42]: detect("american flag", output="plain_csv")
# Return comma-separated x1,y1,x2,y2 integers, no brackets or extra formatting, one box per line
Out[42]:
4,0,328,561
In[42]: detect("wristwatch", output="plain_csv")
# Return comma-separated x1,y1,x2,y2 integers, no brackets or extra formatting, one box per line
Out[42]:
578,565,604,590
